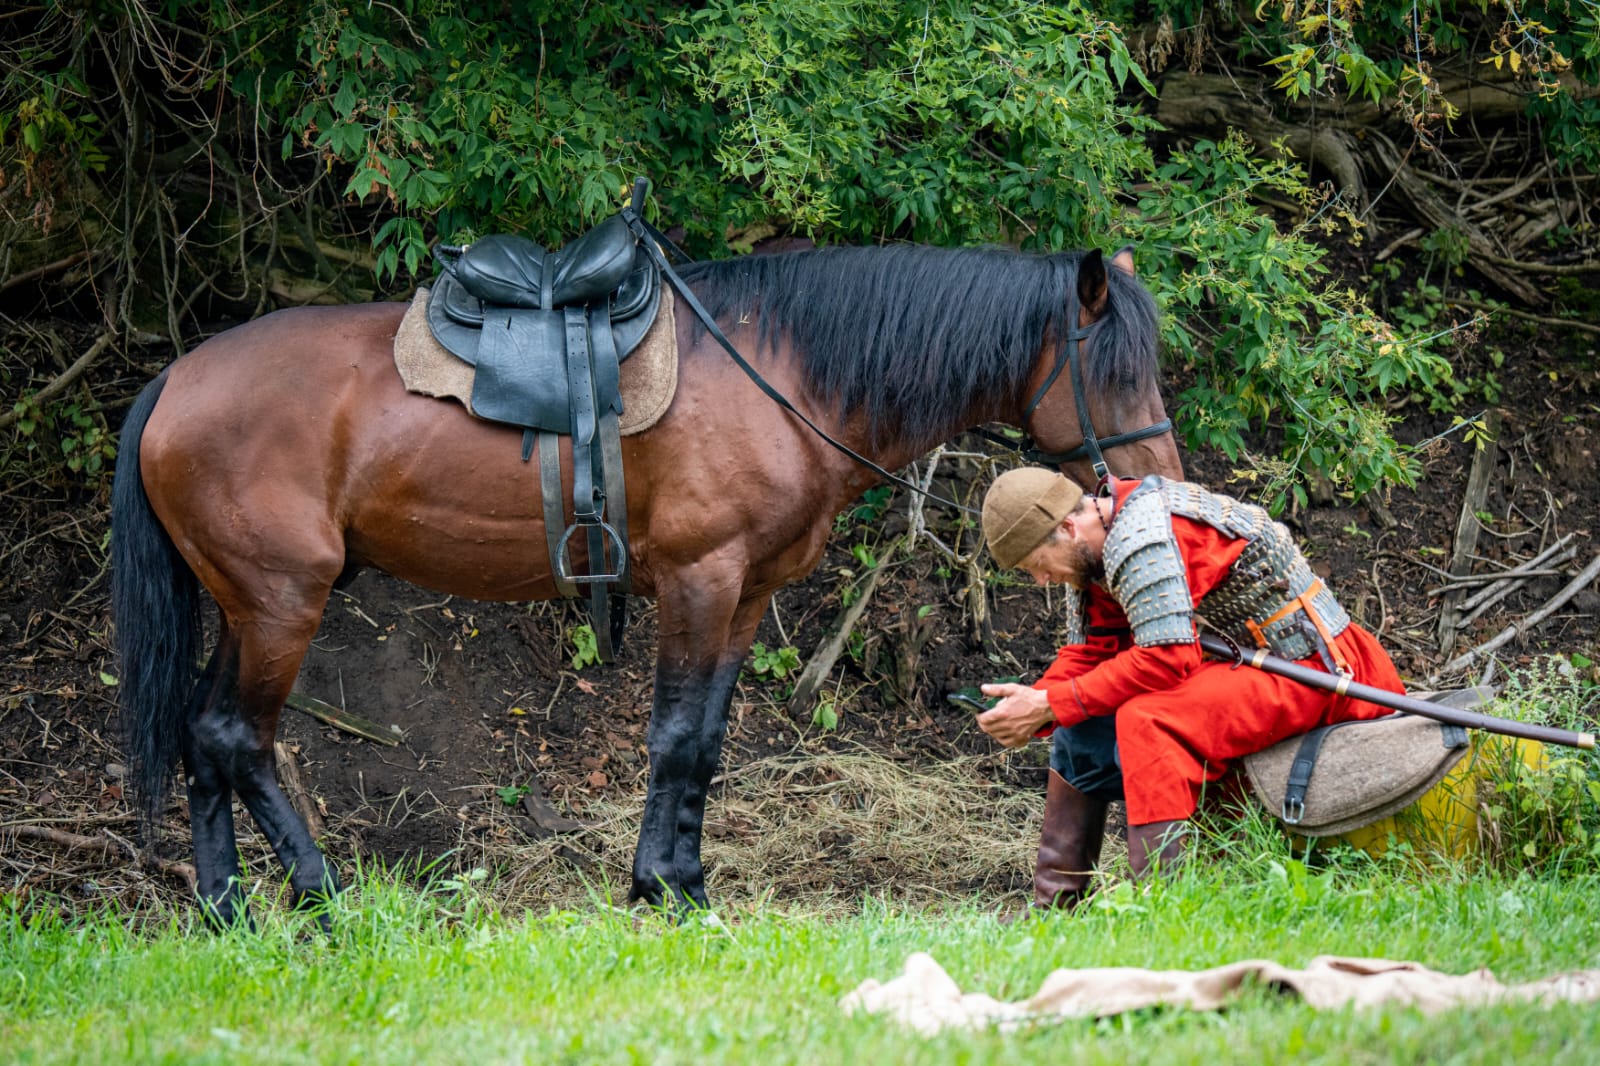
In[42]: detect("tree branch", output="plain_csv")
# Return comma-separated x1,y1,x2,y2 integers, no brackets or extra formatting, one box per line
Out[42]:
0,332,117,430
1444,297,1600,337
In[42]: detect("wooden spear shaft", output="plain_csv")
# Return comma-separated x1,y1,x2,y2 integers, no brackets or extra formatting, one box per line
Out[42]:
1196,635,1596,751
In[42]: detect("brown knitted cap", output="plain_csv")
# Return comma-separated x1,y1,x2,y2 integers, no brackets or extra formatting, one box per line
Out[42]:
982,468,1085,569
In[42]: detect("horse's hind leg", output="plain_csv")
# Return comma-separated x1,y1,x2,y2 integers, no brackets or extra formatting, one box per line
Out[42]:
181,636,250,924
185,607,340,924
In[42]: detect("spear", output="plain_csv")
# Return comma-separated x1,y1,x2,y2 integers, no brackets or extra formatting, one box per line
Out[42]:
1197,635,1596,751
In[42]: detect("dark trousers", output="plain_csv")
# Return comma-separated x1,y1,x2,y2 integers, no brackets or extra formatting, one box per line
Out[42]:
1050,716,1125,803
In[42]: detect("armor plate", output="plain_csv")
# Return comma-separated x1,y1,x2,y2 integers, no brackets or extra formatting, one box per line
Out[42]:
1160,478,1350,661
1060,586,1087,646
1103,480,1196,646
1099,477,1352,659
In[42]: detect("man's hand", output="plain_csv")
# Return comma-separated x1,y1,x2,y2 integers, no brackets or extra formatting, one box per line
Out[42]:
976,683,1054,748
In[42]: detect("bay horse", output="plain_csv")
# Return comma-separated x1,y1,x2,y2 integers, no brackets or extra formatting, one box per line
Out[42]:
111,240,1183,923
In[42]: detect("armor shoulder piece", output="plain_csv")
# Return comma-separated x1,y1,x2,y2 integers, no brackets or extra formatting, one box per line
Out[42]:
1060,586,1087,646
1105,484,1195,647
1160,478,1272,541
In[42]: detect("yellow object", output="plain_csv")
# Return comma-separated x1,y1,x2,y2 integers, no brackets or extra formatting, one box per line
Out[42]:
1326,734,1550,858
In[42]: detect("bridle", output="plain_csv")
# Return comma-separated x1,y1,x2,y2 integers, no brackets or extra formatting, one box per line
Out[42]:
970,276,1172,486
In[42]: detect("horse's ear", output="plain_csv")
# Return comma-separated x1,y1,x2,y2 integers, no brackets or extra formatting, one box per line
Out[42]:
1078,248,1108,317
1110,245,1136,278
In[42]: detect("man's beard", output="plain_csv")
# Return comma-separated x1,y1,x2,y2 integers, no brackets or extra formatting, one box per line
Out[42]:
1065,540,1105,590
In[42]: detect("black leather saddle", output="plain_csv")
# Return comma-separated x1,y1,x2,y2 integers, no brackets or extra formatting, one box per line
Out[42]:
426,214,661,432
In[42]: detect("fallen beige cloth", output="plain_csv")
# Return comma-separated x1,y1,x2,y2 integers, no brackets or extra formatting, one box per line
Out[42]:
393,285,678,436
840,952,1600,1034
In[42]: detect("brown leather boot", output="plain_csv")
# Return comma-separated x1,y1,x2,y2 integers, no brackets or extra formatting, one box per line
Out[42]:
1127,819,1187,881
1032,770,1108,910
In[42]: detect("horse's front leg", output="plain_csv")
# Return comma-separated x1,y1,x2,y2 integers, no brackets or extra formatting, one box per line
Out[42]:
631,572,765,910
672,594,770,909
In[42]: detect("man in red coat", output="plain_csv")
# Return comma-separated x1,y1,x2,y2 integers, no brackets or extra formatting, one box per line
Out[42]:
976,468,1404,908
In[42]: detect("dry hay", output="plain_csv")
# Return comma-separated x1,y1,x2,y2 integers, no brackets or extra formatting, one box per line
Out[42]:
477,744,1048,914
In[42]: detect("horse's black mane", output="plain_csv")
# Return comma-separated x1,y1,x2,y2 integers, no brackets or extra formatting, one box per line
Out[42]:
675,243,1160,451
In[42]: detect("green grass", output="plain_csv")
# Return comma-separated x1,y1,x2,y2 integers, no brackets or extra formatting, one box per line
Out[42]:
5,857,1600,1065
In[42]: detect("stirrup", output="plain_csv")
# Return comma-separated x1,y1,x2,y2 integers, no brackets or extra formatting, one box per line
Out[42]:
555,520,627,584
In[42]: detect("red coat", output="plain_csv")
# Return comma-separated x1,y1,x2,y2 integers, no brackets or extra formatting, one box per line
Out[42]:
1030,479,1404,825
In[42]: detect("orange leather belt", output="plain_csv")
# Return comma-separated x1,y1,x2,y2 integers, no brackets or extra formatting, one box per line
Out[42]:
1243,578,1352,676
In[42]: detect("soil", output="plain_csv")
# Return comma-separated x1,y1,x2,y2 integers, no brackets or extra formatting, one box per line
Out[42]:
3,283,1598,915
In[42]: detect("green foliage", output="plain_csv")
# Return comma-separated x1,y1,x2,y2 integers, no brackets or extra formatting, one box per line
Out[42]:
1133,1,1600,166
811,698,839,731
569,623,599,671
1472,656,1600,874
6,395,117,488
671,1,1157,245
1134,132,1450,509
15,0,1580,499
0,64,108,199
496,783,530,807
850,486,894,523
746,642,802,683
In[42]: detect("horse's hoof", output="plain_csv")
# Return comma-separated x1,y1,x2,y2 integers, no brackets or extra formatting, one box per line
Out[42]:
628,878,672,911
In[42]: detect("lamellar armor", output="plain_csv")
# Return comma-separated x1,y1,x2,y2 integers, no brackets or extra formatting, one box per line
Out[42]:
1102,477,1351,664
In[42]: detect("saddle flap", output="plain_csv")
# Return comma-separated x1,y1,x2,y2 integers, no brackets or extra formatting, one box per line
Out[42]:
468,308,572,432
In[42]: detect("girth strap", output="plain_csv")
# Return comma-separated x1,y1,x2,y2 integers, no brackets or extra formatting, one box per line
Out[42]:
535,305,631,661
539,431,577,599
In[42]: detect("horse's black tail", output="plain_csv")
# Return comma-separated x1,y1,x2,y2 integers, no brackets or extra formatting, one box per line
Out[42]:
110,372,202,832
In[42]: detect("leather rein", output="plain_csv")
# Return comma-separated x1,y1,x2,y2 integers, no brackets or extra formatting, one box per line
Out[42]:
620,198,1172,513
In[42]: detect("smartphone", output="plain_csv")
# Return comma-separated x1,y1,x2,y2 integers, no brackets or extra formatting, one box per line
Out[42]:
946,692,997,712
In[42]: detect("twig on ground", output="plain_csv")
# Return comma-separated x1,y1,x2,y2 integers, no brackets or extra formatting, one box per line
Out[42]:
273,742,324,839
1445,297,1600,336
0,250,96,293
1455,535,1579,621
284,691,404,746
1428,567,1565,596
7,823,197,890
1438,411,1500,657
0,332,117,431
1427,552,1600,685
787,564,890,717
